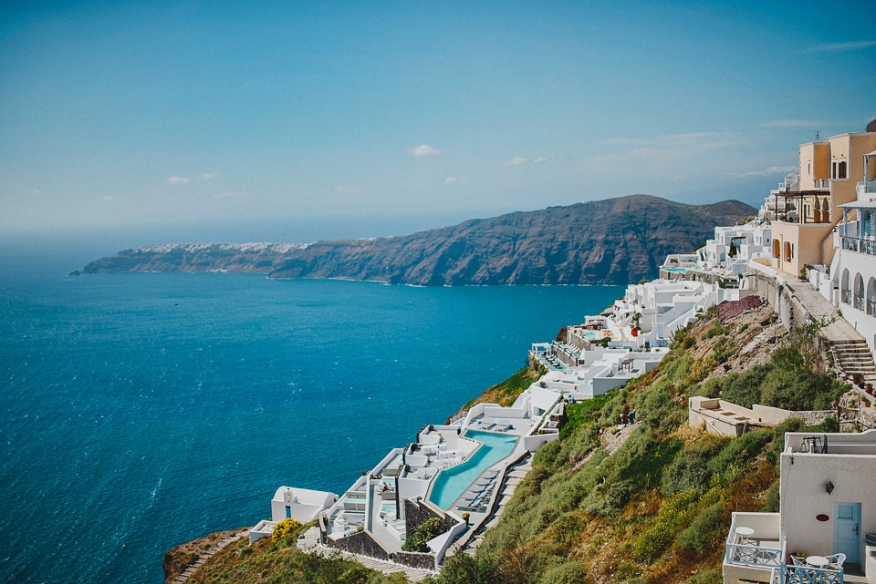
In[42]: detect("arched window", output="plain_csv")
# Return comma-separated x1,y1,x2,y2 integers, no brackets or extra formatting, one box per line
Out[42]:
784,242,792,262
773,239,780,259
854,273,865,311
820,198,830,223
841,269,851,304
839,160,847,179
867,277,876,315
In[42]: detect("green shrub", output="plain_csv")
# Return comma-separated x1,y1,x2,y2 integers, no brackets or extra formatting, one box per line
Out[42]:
272,518,303,542
662,442,716,496
704,323,729,339
683,570,723,584
721,365,770,408
676,502,726,553
707,428,771,481
436,553,495,584
633,491,699,562
763,481,780,512
403,517,444,552
540,561,587,584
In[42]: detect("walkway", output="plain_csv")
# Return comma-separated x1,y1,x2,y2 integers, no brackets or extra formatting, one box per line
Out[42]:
170,530,249,584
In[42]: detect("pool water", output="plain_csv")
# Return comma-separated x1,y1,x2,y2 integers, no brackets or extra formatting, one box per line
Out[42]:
428,430,518,509
664,267,688,273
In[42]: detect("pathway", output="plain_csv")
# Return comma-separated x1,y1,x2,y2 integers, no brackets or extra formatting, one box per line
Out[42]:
170,530,249,584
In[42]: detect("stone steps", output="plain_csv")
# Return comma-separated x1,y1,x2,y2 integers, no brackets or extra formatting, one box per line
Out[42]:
172,530,249,584
832,338,876,386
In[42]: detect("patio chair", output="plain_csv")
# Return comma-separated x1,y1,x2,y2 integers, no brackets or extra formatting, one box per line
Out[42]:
790,555,807,568
824,553,846,570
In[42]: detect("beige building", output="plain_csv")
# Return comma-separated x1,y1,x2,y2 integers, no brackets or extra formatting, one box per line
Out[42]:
769,129,876,278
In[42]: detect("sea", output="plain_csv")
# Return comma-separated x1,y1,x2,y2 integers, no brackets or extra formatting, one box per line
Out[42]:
0,261,623,583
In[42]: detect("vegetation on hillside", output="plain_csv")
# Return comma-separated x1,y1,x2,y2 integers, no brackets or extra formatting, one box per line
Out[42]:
424,311,846,584
175,308,849,584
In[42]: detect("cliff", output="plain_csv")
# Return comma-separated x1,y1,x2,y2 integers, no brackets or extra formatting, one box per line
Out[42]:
81,195,756,286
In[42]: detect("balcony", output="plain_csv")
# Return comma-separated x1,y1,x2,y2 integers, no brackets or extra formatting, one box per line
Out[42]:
841,236,876,256
723,513,849,584
772,564,844,584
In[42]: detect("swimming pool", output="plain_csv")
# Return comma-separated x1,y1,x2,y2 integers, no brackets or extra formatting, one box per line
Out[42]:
582,330,600,339
664,267,688,273
428,430,518,509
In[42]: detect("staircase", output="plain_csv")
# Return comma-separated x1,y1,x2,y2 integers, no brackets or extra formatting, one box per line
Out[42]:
832,339,876,384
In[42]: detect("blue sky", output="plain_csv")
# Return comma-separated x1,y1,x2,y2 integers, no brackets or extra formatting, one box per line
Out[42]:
1,0,875,246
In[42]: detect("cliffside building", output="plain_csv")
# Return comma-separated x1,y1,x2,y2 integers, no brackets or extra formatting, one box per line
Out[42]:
769,128,876,279
723,429,876,584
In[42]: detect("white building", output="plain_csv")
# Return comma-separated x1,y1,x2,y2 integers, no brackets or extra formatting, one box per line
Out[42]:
723,429,876,584
250,486,338,543
697,221,772,276
810,149,876,360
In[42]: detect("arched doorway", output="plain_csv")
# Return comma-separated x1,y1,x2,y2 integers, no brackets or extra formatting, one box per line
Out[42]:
854,273,865,311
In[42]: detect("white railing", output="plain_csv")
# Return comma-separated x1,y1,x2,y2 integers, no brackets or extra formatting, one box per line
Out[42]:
777,563,843,583
726,542,783,567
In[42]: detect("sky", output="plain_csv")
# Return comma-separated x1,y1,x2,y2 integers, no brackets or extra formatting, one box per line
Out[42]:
1,0,875,250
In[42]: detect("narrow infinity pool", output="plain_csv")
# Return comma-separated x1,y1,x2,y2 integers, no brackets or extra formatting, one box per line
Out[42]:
428,430,518,509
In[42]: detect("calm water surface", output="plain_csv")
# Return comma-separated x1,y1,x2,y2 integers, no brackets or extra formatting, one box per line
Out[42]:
0,271,623,583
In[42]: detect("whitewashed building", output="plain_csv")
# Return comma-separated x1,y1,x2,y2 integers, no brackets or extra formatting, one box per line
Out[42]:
723,429,876,584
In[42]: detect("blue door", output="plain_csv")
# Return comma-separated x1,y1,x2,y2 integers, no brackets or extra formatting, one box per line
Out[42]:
833,502,861,564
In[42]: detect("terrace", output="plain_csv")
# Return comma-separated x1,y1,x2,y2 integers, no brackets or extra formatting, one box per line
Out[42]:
724,513,852,584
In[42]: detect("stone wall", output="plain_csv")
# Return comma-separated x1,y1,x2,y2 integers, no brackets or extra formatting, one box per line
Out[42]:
324,530,392,561
404,499,456,538
393,550,437,570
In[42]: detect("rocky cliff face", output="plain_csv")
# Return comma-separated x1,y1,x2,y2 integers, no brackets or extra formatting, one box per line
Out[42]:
82,195,756,286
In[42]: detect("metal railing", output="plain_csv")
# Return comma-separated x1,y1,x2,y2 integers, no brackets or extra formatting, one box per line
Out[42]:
841,236,876,256
777,563,843,583
854,296,865,311
842,290,851,304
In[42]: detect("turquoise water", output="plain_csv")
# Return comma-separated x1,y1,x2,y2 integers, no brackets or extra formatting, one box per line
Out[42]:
428,430,518,509
664,267,688,273
0,269,623,583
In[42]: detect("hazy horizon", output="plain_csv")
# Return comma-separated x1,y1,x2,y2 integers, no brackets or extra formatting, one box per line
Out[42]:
2,1,874,249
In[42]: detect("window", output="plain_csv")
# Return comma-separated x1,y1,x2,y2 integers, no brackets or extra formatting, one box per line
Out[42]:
838,160,847,179
784,242,792,262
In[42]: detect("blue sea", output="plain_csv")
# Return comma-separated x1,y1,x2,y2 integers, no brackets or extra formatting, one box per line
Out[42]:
0,268,622,583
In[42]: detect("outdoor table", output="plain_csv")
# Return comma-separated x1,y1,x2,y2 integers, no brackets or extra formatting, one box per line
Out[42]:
735,526,755,544
806,556,829,568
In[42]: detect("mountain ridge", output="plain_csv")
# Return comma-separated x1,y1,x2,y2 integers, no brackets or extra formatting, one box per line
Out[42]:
81,195,756,286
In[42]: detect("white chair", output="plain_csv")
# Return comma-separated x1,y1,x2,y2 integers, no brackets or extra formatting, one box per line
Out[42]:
824,553,846,570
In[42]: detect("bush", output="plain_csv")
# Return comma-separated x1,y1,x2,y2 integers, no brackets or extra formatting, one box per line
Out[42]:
721,365,770,408
662,442,716,496
541,561,587,584
763,481,780,512
633,491,699,562
272,518,303,542
676,503,726,553
683,570,723,584
704,323,729,339
403,517,444,552
437,553,495,584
